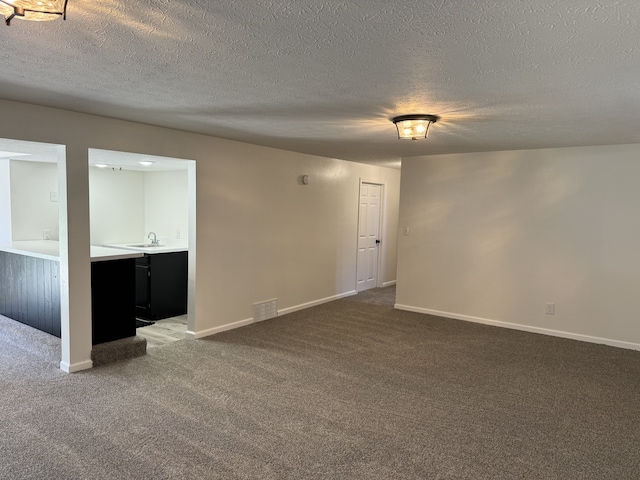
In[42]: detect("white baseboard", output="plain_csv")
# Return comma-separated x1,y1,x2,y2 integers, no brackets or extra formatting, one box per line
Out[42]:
278,290,357,316
189,290,357,340
59,359,93,373
187,317,253,339
382,280,396,287
394,304,640,352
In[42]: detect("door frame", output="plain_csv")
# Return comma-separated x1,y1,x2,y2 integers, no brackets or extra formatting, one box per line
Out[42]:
356,178,386,290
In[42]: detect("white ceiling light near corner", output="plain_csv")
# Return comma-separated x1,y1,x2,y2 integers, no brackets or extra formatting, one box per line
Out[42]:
0,0,67,25
138,160,154,166
391,114,440,141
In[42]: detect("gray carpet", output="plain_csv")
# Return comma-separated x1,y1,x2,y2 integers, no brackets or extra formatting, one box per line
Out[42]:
1,286,639,479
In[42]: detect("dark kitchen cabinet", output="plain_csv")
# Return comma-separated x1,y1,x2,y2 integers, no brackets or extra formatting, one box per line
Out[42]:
91,258,136,345
0,251,136,345
135,251,187,320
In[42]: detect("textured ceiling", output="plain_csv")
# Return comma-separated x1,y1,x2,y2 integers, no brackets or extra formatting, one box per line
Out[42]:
1,1,640,168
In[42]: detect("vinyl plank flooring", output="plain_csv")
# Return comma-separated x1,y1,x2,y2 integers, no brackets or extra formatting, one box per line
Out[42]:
136,315,187,348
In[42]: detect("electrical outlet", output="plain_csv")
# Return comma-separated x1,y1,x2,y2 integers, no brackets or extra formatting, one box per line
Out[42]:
50,191,58,202
545,303,555,315
402,226,410,236
43,229,50,240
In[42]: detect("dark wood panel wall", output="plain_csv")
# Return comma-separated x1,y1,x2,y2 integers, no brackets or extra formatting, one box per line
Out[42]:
1,252,137,346
0,251,61,337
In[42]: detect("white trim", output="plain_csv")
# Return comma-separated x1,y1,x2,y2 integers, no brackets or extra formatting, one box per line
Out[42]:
187,291,358,339
278,290,357,316
394,304,640,352
187,317,253,339
382,280,396,287
59,359,93,373
186,160,197,342
253,298,277,305
357,178,386,291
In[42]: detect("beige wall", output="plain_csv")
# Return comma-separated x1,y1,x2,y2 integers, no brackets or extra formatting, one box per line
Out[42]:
396,145,640,349
88,167,145,246
144,170,189,247
0,99,400,369
88,167,189,247
0,160,10,242
5,160,188,247
10,160,59,241
193,142,399,331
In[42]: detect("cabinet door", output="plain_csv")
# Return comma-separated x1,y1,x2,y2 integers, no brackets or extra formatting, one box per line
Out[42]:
148,252,188,320
91,258,136,344
135,264,151,315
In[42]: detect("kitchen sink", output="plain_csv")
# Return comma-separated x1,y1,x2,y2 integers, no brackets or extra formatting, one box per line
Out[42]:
127,243,164,248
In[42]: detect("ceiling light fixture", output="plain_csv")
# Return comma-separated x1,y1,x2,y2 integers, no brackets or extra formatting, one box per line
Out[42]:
138,160,154,166
1,0,67,25
94,163,108,168
391,114,440,141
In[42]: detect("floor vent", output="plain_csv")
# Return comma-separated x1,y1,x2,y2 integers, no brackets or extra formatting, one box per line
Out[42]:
253,299,277,322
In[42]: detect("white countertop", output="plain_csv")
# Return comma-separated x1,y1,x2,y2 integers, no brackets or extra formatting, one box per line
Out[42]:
90,245,144,262
0,240,144,262
104,243,188,254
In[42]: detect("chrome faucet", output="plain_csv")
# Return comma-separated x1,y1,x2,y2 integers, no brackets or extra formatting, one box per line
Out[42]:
148,231,159,245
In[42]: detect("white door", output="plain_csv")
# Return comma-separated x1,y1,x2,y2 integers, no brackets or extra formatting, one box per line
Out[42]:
356,183,381,292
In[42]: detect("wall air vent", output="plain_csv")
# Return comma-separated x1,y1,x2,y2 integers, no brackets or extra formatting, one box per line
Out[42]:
253,299,277,322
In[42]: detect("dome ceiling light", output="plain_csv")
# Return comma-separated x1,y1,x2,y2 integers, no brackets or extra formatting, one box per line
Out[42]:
1,0,68,25
391,114,440,141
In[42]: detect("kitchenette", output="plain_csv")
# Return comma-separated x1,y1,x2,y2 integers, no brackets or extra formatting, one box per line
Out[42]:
0,240,143,345
0,239,188,344
1,150,191,361
104,240,188,321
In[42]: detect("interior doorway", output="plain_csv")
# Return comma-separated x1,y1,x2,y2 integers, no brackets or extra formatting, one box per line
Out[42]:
87,149,196,348
356,181,383,292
